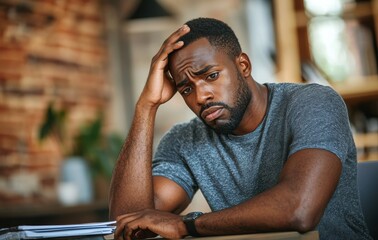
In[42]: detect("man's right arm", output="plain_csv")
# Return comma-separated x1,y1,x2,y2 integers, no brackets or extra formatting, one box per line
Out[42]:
108,25,191,220
108,101,157,220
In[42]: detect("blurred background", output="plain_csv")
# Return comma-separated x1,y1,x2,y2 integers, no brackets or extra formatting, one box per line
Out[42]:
0,0,377,227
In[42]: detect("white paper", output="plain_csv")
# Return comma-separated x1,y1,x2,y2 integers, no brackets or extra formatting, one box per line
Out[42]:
17,221,116,231
0,221,116,239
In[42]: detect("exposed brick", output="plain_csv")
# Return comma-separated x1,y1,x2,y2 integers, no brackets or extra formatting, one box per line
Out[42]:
0,0,110,204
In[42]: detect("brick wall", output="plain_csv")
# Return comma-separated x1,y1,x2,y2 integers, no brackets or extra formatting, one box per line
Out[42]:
0,0,110,204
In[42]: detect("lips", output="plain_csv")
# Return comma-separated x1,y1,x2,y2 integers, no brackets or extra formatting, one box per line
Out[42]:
201,106,224,122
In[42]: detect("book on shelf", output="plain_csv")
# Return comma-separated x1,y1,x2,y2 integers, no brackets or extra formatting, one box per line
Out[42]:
301,61,331,86
345,19,378,77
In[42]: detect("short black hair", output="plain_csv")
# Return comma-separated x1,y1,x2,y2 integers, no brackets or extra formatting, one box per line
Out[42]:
179,17,242,59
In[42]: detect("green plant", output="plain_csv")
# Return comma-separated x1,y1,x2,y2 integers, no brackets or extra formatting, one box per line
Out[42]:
38,103,123,180
38,102,67,151
72,116,123,179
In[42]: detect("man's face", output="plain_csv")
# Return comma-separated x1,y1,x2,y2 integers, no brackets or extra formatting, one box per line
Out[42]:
169,38,252,134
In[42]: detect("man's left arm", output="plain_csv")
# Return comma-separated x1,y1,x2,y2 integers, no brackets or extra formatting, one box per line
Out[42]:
194,148,342,235
116,147,341,239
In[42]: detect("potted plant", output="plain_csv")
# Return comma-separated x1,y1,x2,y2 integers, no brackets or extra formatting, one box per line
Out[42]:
38,103,123,203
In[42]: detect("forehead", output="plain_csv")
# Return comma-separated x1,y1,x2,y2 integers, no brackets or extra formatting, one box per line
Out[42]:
169,38,228,78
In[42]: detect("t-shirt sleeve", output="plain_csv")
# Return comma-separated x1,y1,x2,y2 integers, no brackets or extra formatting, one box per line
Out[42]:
152,124,198,199
287,84,354,163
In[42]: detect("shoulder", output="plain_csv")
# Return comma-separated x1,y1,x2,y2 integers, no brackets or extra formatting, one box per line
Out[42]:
291,83,341,101
292,84,345,113
265,83,346,116
277,84,354,161
266,82,340,100
268,83,345,112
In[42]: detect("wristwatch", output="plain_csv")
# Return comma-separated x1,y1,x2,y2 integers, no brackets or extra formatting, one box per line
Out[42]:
182,211,203,237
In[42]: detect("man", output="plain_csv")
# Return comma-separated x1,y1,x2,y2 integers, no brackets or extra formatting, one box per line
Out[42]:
109,18,371,240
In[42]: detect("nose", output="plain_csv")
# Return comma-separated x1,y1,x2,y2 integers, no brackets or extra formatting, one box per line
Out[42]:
195,81,213,106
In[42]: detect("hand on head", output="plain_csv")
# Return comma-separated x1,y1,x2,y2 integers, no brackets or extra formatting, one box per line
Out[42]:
138,25,190,108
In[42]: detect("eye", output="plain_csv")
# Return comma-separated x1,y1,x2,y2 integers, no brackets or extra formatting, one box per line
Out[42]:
181,86,193,96
206,72,219,80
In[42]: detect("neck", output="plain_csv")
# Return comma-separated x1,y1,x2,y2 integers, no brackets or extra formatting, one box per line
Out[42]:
232,79,268,135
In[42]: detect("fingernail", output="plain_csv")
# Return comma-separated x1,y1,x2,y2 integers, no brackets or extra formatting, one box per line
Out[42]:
181,24,188,30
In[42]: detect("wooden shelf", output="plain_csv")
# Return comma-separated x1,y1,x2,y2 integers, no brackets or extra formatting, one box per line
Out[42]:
355,132,378,161
295,10,308,28
354,132,378,148
295,1,374,28
331,76,378,101
342,1,374,19
274,0,378,162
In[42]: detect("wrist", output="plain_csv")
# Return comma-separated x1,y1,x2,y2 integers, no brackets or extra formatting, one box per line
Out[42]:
135,99,159,115
137,93,162,109
136,96,158,108
182,212,204,237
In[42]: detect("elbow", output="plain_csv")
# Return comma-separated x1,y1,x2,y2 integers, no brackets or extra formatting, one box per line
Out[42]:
291,218,317,233
289,207,321,233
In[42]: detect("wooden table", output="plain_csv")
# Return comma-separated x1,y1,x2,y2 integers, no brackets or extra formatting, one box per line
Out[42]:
186,231,319,240
103,231,319,240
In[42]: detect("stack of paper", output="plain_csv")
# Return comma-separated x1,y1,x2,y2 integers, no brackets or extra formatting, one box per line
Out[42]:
0,221,116,239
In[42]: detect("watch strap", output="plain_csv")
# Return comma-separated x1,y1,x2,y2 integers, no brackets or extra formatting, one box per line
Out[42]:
183,212,203,237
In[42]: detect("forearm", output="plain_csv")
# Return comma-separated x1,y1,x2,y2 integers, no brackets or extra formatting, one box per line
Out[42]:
195,185,301,236
109,101,158,220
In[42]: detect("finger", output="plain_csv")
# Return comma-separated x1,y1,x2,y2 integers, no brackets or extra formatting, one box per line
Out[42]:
123,223,140,240
150,25,189,74
153,25,190,63
162,24,190,50
156,40,184,63
115,210,152,239
124,228,134,240
120,213,155,240
133,229,157,239
114,222,136,240
114,224,124,240
114,213,139,239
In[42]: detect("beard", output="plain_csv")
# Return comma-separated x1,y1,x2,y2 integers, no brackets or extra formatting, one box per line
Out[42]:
200,71,252,134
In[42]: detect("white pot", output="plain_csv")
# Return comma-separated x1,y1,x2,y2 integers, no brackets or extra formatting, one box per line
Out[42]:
59,156,93,205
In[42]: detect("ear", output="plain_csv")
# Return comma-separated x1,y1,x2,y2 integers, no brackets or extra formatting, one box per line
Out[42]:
236,53,252,78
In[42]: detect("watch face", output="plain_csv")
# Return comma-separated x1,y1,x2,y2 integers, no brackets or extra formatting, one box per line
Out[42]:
183,212,203,221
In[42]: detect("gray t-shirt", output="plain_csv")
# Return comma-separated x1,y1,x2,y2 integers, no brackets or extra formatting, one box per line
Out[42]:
152,83,371,239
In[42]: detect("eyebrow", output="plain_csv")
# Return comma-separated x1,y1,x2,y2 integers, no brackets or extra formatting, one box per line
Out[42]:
176,65,216,88
176,78,189,89
193,65,215,76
